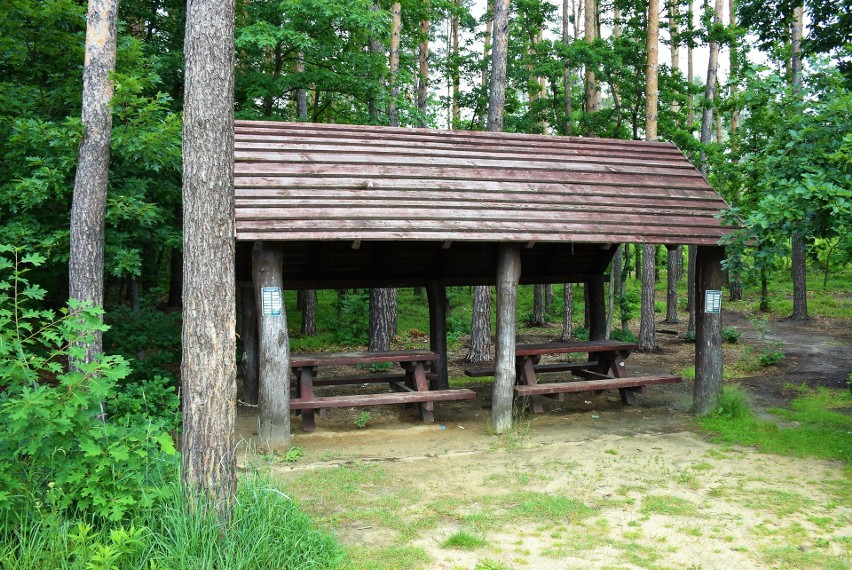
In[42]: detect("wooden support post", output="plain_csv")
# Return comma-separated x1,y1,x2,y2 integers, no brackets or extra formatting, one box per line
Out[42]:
694,245,725,415
492,243,521,434
252,242,291,448
239,284,259,405
587,275,606,341
426,280,449,390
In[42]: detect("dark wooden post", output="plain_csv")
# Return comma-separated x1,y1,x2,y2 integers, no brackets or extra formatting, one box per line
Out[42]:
694,245,725,415
492,244,521,434
426,280,449,390
240,283,259,405
587,275,606,341
252,242,291,449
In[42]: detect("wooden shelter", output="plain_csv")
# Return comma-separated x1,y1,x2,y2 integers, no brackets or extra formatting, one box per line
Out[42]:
233,121,732,446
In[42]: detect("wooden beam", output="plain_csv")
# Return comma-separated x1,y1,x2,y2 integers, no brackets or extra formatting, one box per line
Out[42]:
239,284,259,405
252,242,291,449
426,280,449,390
492,243,521,433
587,274,606,341
694,245,725,415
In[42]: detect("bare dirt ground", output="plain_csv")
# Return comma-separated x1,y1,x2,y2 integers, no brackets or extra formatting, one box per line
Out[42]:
236,312,852,569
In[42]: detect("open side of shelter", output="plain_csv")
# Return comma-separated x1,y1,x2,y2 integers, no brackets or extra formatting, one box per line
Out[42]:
233,120,732,447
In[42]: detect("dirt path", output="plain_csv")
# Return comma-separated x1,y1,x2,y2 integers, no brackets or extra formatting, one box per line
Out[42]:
237,312,852,569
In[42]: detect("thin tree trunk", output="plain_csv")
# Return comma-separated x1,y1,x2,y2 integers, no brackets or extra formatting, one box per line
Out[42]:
664,246,680,323
699,0,723,177
181,0,237,520
418,10,430,128
645,0,660,141
301,289,317,335
296,53,308,120
69,0,118,368
687,1,695,130
639,243,657,350
561,283,574,340
545,284,554,311
562,0,572,135
492,244,521,434
368,4,383,123
759,267,768,312
451,0,460,126
583,0,597,132
790,5,807,321
694,246,724,415
481,0,493,89
532,284,545,326
388,2,401,127
467,286,493,362
687,245,697,336
610,246,623,332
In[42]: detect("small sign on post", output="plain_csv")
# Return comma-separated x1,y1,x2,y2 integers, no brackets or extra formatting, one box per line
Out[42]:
704,290,722,314
261,287,282,317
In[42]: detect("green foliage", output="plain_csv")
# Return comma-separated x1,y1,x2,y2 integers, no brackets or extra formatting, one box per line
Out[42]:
107,374,181,433
333,290,370,346
440,530,488,550
283,446,304,464
712,385,753,421
355,411,371,429
609,328,637,343
571,327,590,341
722,327,741,343
104,302,181,384
0,247,177,522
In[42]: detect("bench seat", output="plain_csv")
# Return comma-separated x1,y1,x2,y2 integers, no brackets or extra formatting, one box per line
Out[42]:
465,361,596,378
290,388,477,410
513,375,682,397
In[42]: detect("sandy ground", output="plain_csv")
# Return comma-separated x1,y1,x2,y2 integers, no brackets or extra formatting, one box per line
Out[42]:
236,312,852,569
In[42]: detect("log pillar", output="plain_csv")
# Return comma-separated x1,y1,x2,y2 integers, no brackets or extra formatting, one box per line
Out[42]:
587,274,606,341
694,245,725,415
252,242,291,449
239,284,259,405
492,244,521,434
426,280,449,390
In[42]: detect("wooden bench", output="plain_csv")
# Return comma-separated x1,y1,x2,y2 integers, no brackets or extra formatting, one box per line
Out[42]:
290,349,475,431
514,375,682,405
465,361,596,378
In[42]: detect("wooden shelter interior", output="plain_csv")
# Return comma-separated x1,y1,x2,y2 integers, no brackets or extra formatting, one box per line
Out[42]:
233,120,732,432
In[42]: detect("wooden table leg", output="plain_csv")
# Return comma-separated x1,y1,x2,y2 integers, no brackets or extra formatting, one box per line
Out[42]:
298,366,317,431
408,361,434,423
518,356,545,413
608,350,641,405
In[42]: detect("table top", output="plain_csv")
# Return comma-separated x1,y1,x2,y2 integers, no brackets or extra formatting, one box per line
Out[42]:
291,349,440,367
515,340,639,357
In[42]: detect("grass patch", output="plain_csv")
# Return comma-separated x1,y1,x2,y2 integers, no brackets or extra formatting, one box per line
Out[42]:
699,386,852,462
505,492,595,524
441,530,489,550
739,489,815,518
347,545,431,570
640,495,700,517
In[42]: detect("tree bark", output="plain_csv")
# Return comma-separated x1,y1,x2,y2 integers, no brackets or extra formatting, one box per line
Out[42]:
669,0,680,116
687,0,695,130
645,0,660,141
791,233,808,320
583,0,597,131
181,0,237,520
561,283,574,341
418,10,430,128
240,285,259,405
368,4,383,123
481,0,493,90
369,288,397,351
694,246,724,415
639,243,657,350
562,0,572,135
252,243,291,449
687,245,697,336
295,53,308,120
69,0,118,366
467,286,493,362
664,245,680,323
388,2,401,128
487,0,509,131
531,284,545,326
492,244,521,434
620,245,629,331
451,0,460,126
301,288,317,335
588,275,606,342
699,0,723,177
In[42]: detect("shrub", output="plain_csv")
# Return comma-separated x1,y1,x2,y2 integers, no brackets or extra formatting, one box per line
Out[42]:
609,328,637,343
722,326,741,343
712,385,753,421
0,246,177,522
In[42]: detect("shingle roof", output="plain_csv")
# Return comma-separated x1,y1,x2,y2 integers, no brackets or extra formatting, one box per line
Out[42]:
234,121,731,246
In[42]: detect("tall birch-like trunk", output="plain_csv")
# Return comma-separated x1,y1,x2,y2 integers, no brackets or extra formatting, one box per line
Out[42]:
388,2,401,127
181,0,237,520
418,8,430,128
790,4,808,321
699,0,723,177
69,0,118,368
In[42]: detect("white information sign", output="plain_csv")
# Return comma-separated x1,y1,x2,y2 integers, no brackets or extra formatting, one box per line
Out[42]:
261,287,282,317
704,290,722,314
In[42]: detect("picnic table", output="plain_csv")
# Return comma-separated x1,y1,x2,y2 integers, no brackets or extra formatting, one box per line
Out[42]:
289,349,476,432
466,340,681,413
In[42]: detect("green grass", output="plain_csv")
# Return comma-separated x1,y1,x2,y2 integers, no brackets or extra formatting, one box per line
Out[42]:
504,492,595,524
0,474,346,570
699,386,852,462
441,530,489,550
639,495,700,517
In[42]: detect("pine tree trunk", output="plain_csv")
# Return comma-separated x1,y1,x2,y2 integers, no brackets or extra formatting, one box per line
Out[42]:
301,289,317,335
418,12,430,128
687,1,695,130
368,4,383,123
181,0,237,520
791,233,808,320
699,0,723,177
481,0,493,89
467,286,493,362
369,288,397,351
583,0,597,131
760,267,768,312
492,244,521,434
687,245,697,336
532,284,545,326
388,2,401,127
296,53,308,120
645,0,660,140
619,245,629,331
693,246,724,415
69,0,118,366
240,285,259,405
669,0,680,113
562,0,572,135
561,284,574,340
664,246,680,323
545,284,554,311
451,0,460,126
639,243,657,350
